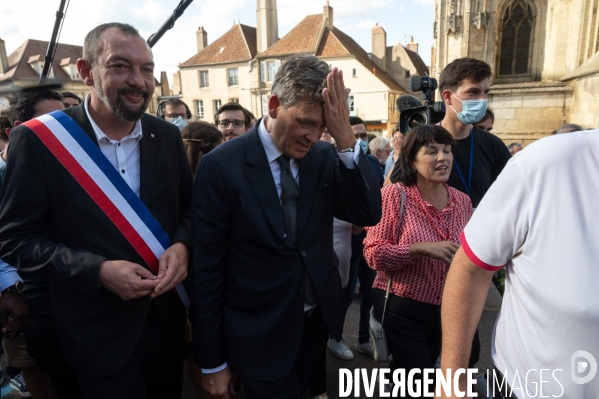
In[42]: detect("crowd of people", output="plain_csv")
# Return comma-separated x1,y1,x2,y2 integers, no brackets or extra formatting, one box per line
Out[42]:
0,21,597,399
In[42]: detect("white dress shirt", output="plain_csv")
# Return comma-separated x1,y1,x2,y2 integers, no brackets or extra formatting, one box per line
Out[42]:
257,117,360,192
202,118,361,374
84,95,143,196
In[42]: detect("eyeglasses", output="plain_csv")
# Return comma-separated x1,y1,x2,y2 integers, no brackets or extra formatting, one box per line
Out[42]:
354,133,368,140
166,113,188,120
218,119,245,128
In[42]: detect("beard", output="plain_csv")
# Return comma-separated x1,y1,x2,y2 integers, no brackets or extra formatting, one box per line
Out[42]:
95,78,150,122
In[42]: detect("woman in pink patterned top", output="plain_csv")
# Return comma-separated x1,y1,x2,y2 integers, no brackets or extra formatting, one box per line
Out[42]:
364,124,472,396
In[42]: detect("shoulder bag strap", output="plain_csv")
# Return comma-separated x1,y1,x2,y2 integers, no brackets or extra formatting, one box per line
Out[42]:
380,186,405,328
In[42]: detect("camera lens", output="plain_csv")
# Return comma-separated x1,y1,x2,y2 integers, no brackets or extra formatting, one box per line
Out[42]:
409,113,427,128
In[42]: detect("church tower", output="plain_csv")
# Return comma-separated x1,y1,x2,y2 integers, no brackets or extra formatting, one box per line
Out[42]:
431,0,599,144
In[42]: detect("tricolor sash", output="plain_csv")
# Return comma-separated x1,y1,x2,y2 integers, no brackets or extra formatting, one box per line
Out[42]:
24,110,190,308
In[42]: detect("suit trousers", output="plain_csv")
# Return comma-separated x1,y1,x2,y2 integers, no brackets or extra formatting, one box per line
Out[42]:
75,303,184,399
24,312,82,399
241,307,328,399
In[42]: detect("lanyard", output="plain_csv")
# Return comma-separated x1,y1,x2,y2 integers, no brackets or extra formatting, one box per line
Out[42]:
454,129,473,197
440,122,474,197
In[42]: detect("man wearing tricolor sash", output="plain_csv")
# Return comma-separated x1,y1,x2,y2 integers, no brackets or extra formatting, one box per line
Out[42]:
0,23,193,399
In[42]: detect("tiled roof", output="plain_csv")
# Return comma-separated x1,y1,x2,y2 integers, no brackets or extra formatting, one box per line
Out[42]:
256,14,406,92
404,47,429,77
315,28,349,57
180,24,257,67
257,14,324,57
330,27,406,92
0,39,82,83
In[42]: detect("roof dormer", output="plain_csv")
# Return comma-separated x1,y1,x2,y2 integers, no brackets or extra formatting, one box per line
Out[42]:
28,54,54,78
60,57,81,80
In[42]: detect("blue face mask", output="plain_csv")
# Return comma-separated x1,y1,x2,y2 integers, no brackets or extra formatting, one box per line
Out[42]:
450,93,487,125
170,116,188,130
359,139,368,154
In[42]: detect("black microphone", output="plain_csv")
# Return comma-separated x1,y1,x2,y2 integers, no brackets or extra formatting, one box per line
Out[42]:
396,94,422,113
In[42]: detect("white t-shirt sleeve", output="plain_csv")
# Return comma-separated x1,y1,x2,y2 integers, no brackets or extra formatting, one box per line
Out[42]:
461,157,531,271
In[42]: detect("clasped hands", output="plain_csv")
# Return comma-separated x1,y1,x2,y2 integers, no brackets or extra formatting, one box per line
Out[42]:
98,242,188,300
322,67,356,151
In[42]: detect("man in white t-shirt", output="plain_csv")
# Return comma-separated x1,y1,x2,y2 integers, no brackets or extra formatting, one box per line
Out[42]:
438,130,599,399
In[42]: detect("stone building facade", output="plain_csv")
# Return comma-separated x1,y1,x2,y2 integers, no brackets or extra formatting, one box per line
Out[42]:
431,0,599,145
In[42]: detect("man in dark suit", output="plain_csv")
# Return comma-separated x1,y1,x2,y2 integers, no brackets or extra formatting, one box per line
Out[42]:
0,23,192,399
192,54,382,399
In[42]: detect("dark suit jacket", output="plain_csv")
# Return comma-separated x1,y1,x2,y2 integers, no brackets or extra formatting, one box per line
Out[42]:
191,121,381,381
0,104,193,377
365,154,384,188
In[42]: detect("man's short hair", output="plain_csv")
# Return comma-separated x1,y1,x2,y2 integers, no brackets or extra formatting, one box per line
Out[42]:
439,57,492,93
508,142,523,152
368,137,390,154
62,91,82,104
555,123,583,134
214,102,251,127
271,54,329,108
0,115,10,142
83,23,141,68
159,98,189,117
349,116,366,127
6,90,64,125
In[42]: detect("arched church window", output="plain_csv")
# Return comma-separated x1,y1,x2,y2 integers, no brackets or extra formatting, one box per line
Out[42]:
499,0,535,76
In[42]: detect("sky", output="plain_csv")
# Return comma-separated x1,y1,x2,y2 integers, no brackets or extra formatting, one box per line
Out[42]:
2,0,435,86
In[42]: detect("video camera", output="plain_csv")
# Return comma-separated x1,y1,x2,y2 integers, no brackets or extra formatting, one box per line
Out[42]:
398,76,446,134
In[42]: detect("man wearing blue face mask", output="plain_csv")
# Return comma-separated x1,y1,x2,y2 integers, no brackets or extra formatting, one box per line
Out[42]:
349,117,384,187
159,98,190,130
438,57,511,210
437,57,511,372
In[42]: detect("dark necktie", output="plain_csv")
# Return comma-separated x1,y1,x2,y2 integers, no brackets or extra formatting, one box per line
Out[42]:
276,155,318,306
277,155,298,246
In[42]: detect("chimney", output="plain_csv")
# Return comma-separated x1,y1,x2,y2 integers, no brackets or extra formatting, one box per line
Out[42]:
406,36,419,54
173,71,182,95
256,0,279,53
160,71,171,96
371,23,387,72
0,38,8,75
323,1,333,30
196,27,208,53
